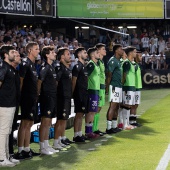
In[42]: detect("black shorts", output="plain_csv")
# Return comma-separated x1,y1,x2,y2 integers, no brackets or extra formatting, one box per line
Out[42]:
57,96,71,120
74,93,89,114
20,95,37,121
40,94,57,118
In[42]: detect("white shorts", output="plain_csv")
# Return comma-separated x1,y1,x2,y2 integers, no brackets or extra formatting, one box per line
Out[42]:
123,91,135,105
135,91,141,104
108,85,122,103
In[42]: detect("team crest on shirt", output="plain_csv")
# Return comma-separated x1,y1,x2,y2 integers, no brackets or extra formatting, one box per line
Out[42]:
82,107,85,110
47,110,51,115
30,113,33,117
69,73,72,79
63,113,66,117
53,73,56,79
31,65,32,68
23,58,27,62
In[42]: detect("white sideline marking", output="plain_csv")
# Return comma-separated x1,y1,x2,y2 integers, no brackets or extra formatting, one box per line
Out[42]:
156,144,170,170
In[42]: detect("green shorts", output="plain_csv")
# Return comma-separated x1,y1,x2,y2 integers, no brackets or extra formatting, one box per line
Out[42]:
98,89,105,107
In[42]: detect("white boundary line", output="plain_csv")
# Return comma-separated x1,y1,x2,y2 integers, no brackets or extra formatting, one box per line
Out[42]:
156,144,170,170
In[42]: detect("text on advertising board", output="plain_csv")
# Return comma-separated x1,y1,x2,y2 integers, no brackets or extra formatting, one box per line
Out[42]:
0,0,31,13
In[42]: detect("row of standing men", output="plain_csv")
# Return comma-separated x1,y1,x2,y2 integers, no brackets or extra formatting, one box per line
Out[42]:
0,42,142,167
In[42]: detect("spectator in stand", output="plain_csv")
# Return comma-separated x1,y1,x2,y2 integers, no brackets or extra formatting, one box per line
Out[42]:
19,47,26,58
130,29,136,40
35,54,42,76
89,22,97,45
140,28,147,39
38,33,45,45
69,46,77,70
77,26,84,43
141,33,150,51
150,52,159,69
150,34,158,54
140,22,147,36
34,24,43,34
131,33,140,50
158,52,166,69
54,40,59,50
164,48,170,69
58,34,65,47
149,38,157,54
44,32,52,45
142,50,151,69
165,38,170,50
49,40,54,46
99,22,107,44
155,28,163,38
158,36,166,54
73,40,79,49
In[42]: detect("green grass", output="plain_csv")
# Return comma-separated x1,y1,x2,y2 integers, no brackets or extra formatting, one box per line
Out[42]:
2,89,170,170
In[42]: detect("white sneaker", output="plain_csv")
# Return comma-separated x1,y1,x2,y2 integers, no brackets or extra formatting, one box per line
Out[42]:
47,146,59,153
53,144,65,150
58,141,67,148
9,156,20,164
0,158,16,167
40,148,54,155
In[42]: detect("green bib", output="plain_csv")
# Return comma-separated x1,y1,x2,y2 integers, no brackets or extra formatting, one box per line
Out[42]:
87,60,100,91
123,60,135,91
135,63,142,89
98,59,105,86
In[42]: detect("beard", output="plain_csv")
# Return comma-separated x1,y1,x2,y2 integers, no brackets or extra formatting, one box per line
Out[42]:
9,57,15,62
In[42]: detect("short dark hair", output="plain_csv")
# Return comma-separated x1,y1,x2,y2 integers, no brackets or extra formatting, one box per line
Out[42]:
0,45,15,60
41,46,55,61
95,43,105,49
125,46,136,56
25,41,38,54
113,44,122,54
74,47,85,58
57,47,69,61
87,47,97,58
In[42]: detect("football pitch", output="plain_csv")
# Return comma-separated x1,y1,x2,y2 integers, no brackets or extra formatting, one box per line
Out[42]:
2,88,170,170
